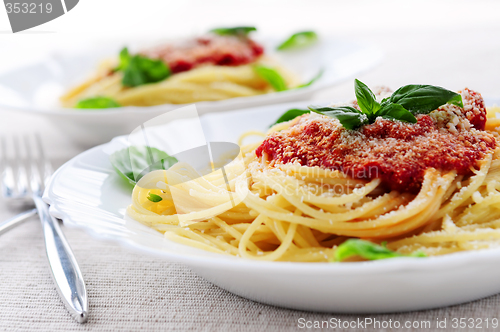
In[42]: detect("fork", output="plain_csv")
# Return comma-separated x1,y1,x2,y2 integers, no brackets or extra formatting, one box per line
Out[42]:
0,135,88,324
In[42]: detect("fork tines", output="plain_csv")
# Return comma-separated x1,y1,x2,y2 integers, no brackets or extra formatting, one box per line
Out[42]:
0,134,53,203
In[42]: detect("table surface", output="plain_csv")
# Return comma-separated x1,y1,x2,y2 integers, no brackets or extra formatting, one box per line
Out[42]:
1,1,500,331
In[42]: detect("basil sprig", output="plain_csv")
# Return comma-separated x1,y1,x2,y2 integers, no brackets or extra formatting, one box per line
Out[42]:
210,26,256,37
116,48,171,88
354,78,380,115
277,31,318,51
386,84,463,113
254,65,287,92
309,106,370,130
75,96,121,109
147,193,163,203
110,146,178,186
271,109,310,126
333,239,426,262
255,66,322,94
310,79,463,130
116,47,131,71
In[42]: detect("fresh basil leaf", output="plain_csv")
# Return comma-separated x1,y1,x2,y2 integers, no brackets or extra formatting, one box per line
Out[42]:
210,26,256,36
333,239,426,262
297,69,324,88
310,106,361,114
271,109,310,126
116,47,131,71
122,57,145,87
110,146,178,186
389,84,463,114
308,106,368,130
254,65,287,92
75,96,121,109
447,93,464,108
376,103,417,124
277,31,318,51
354,79,380,115
118,50,171,88
380,97,390,106
147,193,163,203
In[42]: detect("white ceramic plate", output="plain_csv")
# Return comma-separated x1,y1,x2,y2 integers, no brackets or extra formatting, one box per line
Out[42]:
0,38,382,147
43,100,500,313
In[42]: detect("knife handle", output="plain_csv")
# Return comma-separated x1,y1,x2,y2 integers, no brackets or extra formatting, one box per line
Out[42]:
33,195,88,323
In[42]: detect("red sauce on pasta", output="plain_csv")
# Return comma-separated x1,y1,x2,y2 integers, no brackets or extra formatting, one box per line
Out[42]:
142,35,264,74
256,88,496,193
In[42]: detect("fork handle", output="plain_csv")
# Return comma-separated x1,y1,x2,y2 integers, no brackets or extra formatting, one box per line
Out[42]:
33,196,88,323
0,208,37,236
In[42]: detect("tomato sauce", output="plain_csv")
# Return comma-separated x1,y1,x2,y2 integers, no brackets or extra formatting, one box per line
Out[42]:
142,35,264,74
256,89,496,193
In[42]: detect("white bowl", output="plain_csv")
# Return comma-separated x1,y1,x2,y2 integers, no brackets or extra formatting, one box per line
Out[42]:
44,100,500,313
0,38,382,147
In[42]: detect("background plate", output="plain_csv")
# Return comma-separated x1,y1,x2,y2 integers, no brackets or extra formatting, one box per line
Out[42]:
0,38,382,146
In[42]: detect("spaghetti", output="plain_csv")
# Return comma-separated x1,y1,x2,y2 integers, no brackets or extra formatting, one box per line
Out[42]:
127,88,500,262
61,34,298,107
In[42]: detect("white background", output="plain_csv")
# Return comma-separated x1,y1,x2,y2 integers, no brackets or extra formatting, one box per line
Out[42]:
1,0,500,95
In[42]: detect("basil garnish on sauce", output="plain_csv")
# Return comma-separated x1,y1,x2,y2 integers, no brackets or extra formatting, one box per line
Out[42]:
376,103,418,123
387,84,464,113
277,31,318,51
354,78,380,115
110,146,178,186
310,79,463,130
116,47,171,88
210,26,257,37
75,96,121,109
333,239,426,262
271,109,310,126
254,65,287,92
116,47,131,72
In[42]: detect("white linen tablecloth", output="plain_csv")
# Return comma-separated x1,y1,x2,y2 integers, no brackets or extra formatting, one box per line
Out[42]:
1,7,500,330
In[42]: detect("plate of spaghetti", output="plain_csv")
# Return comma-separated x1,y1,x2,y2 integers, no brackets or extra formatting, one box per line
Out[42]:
0,28,382,146
44,81,500,313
